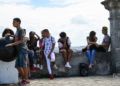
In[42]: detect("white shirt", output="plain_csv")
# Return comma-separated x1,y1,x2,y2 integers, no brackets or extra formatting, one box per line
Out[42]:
43,36,55,54
58,37,71,48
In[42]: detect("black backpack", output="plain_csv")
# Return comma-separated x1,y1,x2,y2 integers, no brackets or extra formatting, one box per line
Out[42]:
0,36,17,62
79,63,89,76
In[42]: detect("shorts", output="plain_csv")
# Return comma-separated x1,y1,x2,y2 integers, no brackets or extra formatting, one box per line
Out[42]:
15,48,29,68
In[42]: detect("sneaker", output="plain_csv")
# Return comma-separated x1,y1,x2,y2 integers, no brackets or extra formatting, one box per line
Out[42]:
36,64,40,68
53,64,58,70
65,62,72,69
21,80,30,84
89,64,93,69
21,80,26,85
49,74,54,80
25,80,30,84
40,65,43,70
31,67,37,72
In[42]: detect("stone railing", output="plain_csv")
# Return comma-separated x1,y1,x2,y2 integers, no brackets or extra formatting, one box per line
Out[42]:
32,52,112,78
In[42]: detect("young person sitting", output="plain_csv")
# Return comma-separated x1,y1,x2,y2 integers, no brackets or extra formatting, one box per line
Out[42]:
85,31,98,69
42,29,57,80
58,32,73,69
97,26,111,52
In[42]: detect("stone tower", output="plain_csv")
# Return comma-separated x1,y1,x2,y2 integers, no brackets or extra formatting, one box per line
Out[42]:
102,0,120,73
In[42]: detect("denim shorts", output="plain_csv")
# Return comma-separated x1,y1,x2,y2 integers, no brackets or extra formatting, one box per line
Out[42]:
15,48,29,68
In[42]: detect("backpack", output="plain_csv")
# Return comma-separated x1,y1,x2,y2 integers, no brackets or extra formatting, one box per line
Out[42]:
0,36,17,62
79,63,89,76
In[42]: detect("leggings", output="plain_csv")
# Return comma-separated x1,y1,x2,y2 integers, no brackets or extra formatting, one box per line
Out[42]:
44,52,55,75
86,49,96,65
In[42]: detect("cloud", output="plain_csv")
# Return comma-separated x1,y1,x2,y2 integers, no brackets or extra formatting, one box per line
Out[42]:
0,0,109,46
0,0,30,4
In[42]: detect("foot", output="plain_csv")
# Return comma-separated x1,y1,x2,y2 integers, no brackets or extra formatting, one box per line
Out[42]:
89,64,93,69
49,74,54,80
40,65,43,70
65,62,72,69
21,80,30,84
53,64,58,70
25,80,30,84
31,67,37,72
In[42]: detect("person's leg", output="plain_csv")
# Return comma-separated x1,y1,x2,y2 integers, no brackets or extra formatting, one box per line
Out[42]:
44,52,54,79
67,49,72,62
17,68,25,80
51,52,58,70
39,50,44,70
28,50,34,70
60,49,67,63
65,49,72,68
90,49,96,65
45,55,52,74
86,49,91,62
21,49,30,84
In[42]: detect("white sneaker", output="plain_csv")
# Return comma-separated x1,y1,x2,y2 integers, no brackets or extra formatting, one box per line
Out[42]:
40,65,43,70
33,64,37,68
65,62,72,68
53,64,58,70
36,64,40,68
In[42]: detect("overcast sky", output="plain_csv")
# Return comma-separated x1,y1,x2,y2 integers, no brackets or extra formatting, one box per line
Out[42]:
0,0,109,47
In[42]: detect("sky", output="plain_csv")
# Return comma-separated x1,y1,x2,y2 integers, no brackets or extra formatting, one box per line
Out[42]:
0,0,109,47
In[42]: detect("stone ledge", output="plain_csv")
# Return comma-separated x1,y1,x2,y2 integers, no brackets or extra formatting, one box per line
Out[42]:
31,52,112,78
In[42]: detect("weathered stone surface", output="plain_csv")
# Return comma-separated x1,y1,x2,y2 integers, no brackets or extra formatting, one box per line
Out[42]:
102,0,120,73
31,52,111,78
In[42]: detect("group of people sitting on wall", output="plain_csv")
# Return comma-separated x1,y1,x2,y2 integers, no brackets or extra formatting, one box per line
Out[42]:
1,17,111,84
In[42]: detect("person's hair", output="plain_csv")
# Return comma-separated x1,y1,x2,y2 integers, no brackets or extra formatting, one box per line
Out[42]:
42,29,49,33
13,18,21,23
89,31,96,41
60,32,66,38
102,26,108,32
29,31,34,35
2,28,14,37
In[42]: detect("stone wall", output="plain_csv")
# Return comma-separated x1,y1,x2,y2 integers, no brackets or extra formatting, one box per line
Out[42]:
32,52,112,78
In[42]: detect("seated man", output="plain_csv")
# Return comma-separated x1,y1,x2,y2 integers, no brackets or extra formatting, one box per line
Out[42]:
97,26,111,52
58,32,73,69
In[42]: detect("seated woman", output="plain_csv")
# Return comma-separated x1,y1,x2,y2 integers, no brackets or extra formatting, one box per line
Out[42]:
97,26,111,52
27,31,40,71
85,31,98,69
58,32,73,69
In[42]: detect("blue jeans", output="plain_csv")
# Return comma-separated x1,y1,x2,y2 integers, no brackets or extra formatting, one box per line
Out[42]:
86,49,96,65
28,50,34,67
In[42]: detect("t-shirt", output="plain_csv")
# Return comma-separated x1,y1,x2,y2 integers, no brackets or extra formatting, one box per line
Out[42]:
15,28,27,49
27,37,38,51
58,37,71,49
43,36,55,54
102,35,111,50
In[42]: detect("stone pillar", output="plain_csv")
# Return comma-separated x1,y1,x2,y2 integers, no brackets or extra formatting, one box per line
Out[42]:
102,0,120,72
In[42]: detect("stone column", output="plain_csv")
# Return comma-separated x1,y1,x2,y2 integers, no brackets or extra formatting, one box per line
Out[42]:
102,0,120,73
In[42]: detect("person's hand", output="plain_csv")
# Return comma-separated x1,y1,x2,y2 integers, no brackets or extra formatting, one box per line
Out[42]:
95,43,99,47
48,53,51,60
5,44,13,47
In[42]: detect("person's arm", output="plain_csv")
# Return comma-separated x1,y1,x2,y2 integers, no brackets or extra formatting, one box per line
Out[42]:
6,29,25,47
87,37,98,45
35,33,40,40
102,36,111,48
67,37,71,48
48,37,55,58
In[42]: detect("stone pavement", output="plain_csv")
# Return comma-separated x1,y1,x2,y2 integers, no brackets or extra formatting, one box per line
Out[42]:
29,76,120,86
1,76,120,86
